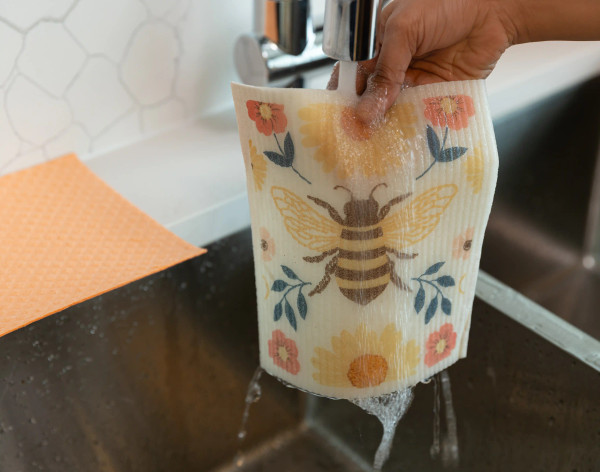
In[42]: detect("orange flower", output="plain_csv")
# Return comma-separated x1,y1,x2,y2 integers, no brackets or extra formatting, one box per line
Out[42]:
259,227,275,261
424,323,457,367
423,95,475,130
452,227,474,260
246,100,287,136
299,102,417,179
268,330,300,375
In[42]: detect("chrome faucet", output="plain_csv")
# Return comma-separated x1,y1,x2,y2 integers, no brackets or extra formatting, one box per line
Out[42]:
234,0,384,87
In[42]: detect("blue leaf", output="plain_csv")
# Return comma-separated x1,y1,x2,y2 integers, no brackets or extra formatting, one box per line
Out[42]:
423,262,445,276
281,265,298,280
437,146,468,162
426,125,441,159
414,285,425,314
284,299,297,330
271,279,288,292
264,151,293,168
425,296,438,324
274,302,283,321
441,297,452,315
297,291,307,319
284,132,294,160
436,275,455,287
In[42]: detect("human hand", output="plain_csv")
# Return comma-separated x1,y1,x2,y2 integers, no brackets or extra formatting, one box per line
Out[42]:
328,0,518,123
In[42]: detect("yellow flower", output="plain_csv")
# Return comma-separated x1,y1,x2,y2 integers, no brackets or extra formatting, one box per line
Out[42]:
298,102,417,179
464,147,484,194
248,139,266,191
312,324,419,388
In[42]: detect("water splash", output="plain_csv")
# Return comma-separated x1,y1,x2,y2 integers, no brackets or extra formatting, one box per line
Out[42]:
350,388,414,470
430,371,459,468
234,366,264,468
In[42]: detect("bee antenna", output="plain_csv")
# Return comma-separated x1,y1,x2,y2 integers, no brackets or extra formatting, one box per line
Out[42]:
334,185,353,198
369,183,388,199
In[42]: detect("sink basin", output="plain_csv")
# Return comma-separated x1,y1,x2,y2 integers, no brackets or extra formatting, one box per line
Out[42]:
0,79,599,471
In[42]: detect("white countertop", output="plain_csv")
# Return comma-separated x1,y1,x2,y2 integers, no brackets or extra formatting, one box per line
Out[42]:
86,41,600,248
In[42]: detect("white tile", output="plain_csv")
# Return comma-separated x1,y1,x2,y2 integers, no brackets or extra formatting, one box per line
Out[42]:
142,99,185,133
144,0,179,18
1,148,45,176
91,109,141,154
164,0,190,25
121,22,178,106
18,22,86,97
6,75,71,145
0,94,21,169
66,57,134,136
0,22,22,86
45,124,90,159
65,0,147,62
0,0,74,30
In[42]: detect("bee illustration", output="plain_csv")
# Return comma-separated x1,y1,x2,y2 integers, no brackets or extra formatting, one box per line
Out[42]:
271,183,457,305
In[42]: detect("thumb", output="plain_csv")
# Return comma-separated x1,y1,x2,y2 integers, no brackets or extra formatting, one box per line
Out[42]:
356,28,414,125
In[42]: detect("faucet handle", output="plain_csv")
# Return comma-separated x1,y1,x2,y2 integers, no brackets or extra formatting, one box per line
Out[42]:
323,0,383,61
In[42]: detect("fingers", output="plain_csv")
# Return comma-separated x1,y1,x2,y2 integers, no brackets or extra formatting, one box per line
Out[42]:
356,19,415,124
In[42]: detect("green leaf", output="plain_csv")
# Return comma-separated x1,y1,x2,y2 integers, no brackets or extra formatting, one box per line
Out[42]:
285,299,297,330
271,280,288,292
274,302,282,321
425,296,438,324
414,285,425,314
284,132,295,160
297,291,307,319
264,151,293,168
281,265,298,280
426,125,441,159
423,262,445,276
436,275,455,287
437,146,468,162
441,297,452,315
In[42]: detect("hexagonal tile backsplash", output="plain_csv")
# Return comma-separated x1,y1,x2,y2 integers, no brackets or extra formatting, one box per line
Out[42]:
0,0,251,174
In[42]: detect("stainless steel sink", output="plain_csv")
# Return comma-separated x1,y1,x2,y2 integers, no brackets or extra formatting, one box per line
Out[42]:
1,79,599,471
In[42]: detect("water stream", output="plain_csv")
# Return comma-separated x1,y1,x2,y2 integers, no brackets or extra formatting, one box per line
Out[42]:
350,388,414,470
430,371,459,467
337,61,358,96
233,366,264,468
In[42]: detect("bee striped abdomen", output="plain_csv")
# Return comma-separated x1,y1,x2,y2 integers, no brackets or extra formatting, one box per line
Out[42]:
336,226,390,305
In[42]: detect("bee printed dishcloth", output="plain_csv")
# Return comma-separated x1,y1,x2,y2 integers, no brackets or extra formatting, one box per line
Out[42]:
232,80,498,399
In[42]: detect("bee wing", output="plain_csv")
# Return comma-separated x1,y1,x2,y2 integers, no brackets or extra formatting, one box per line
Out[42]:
271,186,342,252
381,184,458,249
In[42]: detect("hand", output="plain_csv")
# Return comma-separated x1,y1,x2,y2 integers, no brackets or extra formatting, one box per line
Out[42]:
329,0,518,123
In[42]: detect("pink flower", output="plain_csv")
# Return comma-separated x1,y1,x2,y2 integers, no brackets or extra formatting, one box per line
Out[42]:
423,95,475,130
259,227,275,261
424,323,457,367
452,227,474,260
246,100,287,136
268,330,300,374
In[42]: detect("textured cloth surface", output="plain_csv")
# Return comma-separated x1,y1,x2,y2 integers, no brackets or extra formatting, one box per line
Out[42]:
233,80,498,399
0,154,204,337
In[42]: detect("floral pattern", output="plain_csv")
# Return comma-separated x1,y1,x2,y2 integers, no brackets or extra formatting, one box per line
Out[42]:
412,262,455,324
464,147,484,194
312,324,419,388
268,330,300,374
424,323,457,367
249,140,267,191
246,100,287,136
271,265,311,331
298,102,417,179
259,227,275,261
452,228,474,260
423,95,475,131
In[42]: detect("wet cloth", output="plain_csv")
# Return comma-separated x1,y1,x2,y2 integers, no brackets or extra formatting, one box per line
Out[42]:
232,80,498,399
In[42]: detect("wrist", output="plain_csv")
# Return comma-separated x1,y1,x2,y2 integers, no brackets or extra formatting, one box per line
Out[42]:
490,0,527,45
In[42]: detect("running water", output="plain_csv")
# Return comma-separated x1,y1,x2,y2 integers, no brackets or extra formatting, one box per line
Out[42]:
234,367,264,468
350,388,414,471
337,61,358,96
430,371,459,468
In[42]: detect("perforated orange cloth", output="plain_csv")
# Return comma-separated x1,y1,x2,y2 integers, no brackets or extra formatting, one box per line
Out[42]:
0,154,205,337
